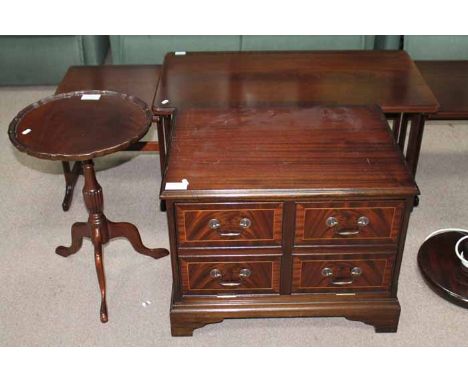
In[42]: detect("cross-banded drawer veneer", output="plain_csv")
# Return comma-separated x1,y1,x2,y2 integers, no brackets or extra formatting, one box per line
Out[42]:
295,201,405,246
179,255,281,295
176,202,283,247
292,253,395,294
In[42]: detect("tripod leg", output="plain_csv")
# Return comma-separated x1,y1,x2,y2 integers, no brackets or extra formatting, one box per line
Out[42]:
108,220,169,259
92,227,108,323
56,222,90,257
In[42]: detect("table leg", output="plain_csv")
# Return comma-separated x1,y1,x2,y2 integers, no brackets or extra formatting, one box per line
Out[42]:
391,113,424,207
55,222,90,257
107,221,169,259
91,226,108,323
61,161,82,211
155,116,167,180
405,113,426,177
392,113,402,142
56,159,169,323
80,160,110,322
163,115,172,153
156,116,167,212
397,114,410,153
394,113,425,178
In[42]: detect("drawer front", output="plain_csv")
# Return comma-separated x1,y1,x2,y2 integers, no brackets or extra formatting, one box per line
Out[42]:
176,203,283,247
179,255,281,295
292,253,395,293
295,201,405,245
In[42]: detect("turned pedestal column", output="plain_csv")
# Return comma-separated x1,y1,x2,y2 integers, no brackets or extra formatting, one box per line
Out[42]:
56,160,168,322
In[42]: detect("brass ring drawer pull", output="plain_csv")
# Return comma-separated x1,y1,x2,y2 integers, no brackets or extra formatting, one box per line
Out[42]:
326,216,369,236
210,268,252,287
208,218,251,237
321,266,362,285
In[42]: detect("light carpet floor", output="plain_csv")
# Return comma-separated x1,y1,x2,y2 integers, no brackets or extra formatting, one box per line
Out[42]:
1,86,467,346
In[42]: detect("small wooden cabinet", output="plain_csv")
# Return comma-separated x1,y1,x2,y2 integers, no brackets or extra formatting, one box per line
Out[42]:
161,106,418,336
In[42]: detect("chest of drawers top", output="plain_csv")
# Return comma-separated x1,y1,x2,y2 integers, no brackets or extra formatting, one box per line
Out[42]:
161,105,418,200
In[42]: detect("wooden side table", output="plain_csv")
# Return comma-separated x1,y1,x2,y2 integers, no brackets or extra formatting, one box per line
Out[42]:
55,65,162,211
416,60,468,120
153,51,439,180
9,90,169,323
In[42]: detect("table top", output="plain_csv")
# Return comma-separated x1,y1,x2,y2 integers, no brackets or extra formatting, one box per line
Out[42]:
154,51,439,114
416,60,468,119
9,90,152,161
161,105,418,200
56,65,161,108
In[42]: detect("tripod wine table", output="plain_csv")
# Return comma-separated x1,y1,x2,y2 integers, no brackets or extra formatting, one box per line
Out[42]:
8,90,169,323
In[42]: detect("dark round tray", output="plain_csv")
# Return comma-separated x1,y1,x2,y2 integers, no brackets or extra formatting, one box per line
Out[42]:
418,231,468,308
9,90,152,161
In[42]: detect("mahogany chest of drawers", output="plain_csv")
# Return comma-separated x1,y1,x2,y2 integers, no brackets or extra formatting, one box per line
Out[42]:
161,106,418,336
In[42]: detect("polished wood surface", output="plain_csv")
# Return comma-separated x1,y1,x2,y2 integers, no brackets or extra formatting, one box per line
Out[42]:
9,90,152,161
154,51,438,113
163,105,418,336
175,202,283,247
295,200,405,246
55,65,162,210
179,254,281,295
154,51,438,181
162,106,418,199
418,232,468,308
9,92,169,323
170,294,402,336
56,65,161,107
416,60,468,119
292,253,394,293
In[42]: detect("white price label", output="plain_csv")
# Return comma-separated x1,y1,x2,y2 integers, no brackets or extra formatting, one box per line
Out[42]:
165,179,189,190
81,94,101,101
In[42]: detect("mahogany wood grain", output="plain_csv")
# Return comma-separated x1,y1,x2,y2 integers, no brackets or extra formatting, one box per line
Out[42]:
154,51,438,113
161,106,418,200
166,201,183,299
295,200,405,246
56,65,161,107
55,65,162,210
291,253,395,293
177,246,283,257
179,254,281,295
280,201,296,294
154,52,438,181
175,202,283,247
416,60,468,119
170,294,401,336
9,90,152,161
